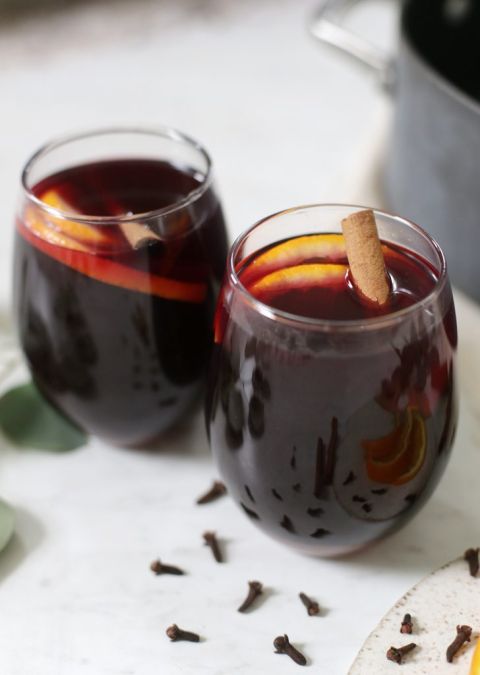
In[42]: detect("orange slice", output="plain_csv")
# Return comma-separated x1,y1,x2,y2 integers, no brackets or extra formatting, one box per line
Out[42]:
363,409,426,485
394,410,426,485
241,234,346,285
18,220,207,304
251,263,347,295
39,189,113,248
24,206,91,253
470,636,480,675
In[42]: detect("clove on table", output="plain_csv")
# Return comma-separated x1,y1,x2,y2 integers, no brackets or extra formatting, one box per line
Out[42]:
238,581,263,612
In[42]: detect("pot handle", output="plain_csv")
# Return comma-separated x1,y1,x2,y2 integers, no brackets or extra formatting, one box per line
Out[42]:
309,0,395,90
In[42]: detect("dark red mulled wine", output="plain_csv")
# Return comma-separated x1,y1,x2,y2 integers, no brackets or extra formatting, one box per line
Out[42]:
15,130,228,446
206,209,457,556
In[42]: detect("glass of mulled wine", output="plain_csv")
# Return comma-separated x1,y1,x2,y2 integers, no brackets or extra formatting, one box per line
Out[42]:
206,204,457,556
15,127,228,446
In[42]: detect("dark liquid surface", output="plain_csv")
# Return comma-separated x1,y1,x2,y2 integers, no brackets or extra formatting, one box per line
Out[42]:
238,237,437,321
207,235,457,555
15,159,228,446
35,158,204,217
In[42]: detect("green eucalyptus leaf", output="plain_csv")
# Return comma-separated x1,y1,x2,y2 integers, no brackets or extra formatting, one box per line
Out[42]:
0,499,14,552
0,382,87,451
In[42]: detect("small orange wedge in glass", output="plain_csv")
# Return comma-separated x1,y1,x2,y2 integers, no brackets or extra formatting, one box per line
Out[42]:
363,408,427,485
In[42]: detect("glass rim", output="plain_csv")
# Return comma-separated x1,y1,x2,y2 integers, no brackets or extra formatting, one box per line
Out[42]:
228,203,449,332
21,126,214,225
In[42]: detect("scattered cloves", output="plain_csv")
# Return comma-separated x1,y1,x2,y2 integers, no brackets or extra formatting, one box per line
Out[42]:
166,624,200,642
299,592,320,616
464,548,479,577
400,613,413,634
196,480,227,505
386,643,417,664
274,634,307,666
150,559,184,576
238,580,263,612
203,531,223,563
446,624,472,663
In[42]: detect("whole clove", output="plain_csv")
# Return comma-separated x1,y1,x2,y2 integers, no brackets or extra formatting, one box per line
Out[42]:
386,643,417,664
299,592,320,616
150,559,184,576
400,613,413,634
196,480,227,505
203,531,223,563
273,634,307,666
238,580,263,612
464,548,479,577
166,624,200,642
446,625,472,663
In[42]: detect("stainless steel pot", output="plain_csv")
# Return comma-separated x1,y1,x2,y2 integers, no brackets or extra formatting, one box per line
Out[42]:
310,0,480,301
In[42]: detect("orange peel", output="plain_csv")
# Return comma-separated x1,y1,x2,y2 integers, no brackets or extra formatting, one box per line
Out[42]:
24,206,91,253
38,189,113,248
251,263,347,296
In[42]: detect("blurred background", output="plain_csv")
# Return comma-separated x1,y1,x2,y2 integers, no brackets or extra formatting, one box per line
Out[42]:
0,0,396,304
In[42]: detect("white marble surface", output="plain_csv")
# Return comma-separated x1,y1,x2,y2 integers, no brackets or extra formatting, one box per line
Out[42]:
1,1,479,673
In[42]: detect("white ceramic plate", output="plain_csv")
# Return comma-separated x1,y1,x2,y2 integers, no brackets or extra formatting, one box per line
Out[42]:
349,556,479,674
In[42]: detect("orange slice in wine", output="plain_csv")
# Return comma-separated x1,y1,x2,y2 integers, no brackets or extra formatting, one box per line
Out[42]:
250,263,347,297
18,219,207,304
394,410,427,485
24,206,91,252
241,234,346,285
39,189,113,248
363,408,426,485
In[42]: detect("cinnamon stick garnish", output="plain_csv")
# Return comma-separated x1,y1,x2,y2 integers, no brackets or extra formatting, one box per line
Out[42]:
119,221,161,249
119,210,192,249
341,209,390,305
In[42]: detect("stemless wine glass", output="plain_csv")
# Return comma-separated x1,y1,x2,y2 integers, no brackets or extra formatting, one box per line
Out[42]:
14,127,228,447
206,205,457,556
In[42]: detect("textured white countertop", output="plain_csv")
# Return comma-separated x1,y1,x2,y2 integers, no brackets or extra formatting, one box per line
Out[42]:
1,1,479,674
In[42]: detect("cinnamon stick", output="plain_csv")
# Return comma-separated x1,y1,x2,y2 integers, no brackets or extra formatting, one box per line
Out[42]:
341,209,390,305
119,210,192,249
118,221,161,249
